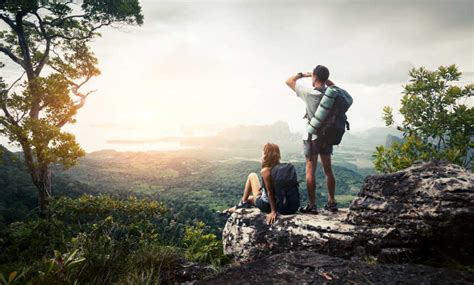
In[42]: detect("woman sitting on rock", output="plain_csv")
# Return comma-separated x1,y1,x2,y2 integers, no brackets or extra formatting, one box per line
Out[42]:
225,142,300,225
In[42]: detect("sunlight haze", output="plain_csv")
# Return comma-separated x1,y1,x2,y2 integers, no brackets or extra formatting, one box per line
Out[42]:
1,0,473,151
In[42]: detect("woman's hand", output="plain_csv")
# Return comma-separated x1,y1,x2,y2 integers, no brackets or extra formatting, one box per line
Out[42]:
266,211,277,225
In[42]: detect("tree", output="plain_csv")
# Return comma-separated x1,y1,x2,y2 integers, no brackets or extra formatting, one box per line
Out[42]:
374,65,473,173
0,0,143,216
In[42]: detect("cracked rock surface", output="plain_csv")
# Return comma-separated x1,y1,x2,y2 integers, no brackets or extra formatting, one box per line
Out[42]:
223,208,355,263
347,161,474,262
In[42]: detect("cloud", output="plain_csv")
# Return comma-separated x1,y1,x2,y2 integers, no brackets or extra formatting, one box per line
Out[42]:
463,72,474,79
347,61,415,86
2,0,472,152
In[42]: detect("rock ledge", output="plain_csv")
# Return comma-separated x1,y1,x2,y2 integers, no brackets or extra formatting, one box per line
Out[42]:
223,161,474,264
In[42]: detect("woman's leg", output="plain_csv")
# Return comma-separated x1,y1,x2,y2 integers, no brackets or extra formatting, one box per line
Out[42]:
242,172,262,205
226,172,262,213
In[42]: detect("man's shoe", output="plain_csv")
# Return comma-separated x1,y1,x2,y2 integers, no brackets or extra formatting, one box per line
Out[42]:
324,202,338,212
299,204,318,214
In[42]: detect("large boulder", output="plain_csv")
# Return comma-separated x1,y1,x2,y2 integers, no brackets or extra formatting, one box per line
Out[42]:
223,208,357,263
202,251,474,285
346,161,474,262
222,161,474,264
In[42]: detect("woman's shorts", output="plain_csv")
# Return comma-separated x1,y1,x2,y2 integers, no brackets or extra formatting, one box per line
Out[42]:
255,187,271,213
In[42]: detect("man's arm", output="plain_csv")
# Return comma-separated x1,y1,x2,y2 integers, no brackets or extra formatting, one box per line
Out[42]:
285,72,312,91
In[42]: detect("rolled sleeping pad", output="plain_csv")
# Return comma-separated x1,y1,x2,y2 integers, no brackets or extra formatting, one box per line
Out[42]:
307,86,338,135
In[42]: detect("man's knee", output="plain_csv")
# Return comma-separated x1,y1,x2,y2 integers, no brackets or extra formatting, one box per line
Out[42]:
306,154,317,163
320,155,333,177
323,168,334,178
305,157,317,170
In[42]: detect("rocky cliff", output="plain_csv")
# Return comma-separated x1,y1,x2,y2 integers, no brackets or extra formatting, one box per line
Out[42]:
347,161,473,263
208,161,474,283
203,251,474,285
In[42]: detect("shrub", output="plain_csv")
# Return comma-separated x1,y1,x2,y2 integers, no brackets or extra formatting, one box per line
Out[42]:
0,195,228,284
184,221,230,267
374,65,473,172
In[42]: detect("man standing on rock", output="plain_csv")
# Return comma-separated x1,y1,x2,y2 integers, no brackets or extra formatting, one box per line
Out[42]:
285,65,338,213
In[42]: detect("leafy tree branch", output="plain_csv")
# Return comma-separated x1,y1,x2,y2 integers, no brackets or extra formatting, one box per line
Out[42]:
0,0,144,216
374,65,473,172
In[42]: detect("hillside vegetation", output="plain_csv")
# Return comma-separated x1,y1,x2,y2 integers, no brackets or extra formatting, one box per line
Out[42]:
0,144,370,283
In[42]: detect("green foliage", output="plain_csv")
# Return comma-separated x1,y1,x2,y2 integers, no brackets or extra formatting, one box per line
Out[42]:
0,195,226,284
382,106,394,126
184,221,230,267
0,268,27,285
374,136,430,173
374,65,473,172
33,249,86,283
120,245,183,284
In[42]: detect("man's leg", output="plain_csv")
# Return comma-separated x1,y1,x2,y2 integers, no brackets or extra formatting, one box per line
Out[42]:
320,154,336,204
305,154,318,207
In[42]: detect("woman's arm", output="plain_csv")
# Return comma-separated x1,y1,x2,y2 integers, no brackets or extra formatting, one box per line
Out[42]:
261,167,277,224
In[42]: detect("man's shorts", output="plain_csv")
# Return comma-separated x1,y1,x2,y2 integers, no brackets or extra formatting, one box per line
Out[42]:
303,139,333,158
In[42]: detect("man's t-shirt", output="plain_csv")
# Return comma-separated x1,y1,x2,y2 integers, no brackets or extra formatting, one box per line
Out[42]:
295,83,326,141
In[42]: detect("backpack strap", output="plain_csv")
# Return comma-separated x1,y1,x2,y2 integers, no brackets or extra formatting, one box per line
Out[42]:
303,86,326,123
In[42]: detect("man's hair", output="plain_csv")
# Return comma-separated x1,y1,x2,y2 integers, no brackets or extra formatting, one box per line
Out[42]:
313,65,330,83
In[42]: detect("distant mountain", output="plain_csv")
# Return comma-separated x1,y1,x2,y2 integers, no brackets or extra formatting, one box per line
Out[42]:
102,121,402,155
352,127,403,142
180,121,302,154
172,123,403,157
385,134,404,147
339,127,403,150
216,121,300,142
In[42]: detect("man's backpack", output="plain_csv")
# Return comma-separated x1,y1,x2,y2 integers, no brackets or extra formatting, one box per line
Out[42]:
317,87,352,145
270,163,300,214
307,86,353,146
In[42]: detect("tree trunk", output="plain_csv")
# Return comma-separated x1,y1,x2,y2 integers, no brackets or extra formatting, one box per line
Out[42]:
36,165,52,218
17,140,52,218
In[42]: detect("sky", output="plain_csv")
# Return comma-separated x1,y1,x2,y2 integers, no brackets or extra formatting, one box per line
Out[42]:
1,0,473,152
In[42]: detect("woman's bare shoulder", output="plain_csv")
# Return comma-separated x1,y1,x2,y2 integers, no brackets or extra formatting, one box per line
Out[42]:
260,167,271,176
